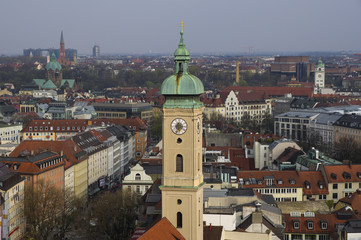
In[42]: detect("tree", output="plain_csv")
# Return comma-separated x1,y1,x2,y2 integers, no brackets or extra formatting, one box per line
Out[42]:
86,190,138,240
150,115,162,140
24,181,64,239
24,181,83,240
333,137,361,163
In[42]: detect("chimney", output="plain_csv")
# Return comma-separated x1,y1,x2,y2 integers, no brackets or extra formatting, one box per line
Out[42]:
60,150,64,156
215,94,220,99
31,150,34,156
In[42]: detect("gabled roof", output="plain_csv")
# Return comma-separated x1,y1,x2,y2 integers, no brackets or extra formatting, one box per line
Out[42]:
138,217,185,240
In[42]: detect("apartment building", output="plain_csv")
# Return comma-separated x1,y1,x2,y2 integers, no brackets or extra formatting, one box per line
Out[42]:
225,90,271,123
274,111,319,141
21,119,88,141
333,114,361,145
320,163,361,201
0,163,25,240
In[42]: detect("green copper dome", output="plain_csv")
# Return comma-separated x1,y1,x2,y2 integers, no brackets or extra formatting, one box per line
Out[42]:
161,30,204,96
316,58,324,69
46,53,62,71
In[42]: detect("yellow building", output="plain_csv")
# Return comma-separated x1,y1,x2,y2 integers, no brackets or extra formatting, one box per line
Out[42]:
159,25,204,240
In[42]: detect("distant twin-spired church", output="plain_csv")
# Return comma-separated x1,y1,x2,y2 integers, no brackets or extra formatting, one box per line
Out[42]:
31,31,76,90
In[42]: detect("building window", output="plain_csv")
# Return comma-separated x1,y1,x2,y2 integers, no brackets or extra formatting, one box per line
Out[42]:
177,212,182,228
345,183,352,189
136,186,140,194
176,154,183,172
321,221,327,230
307,221,313,230
333,184,338,189
333,193,338,199
135,173,141,181
293,221,299,229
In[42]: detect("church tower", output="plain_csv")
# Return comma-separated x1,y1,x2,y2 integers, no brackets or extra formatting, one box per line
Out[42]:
314,58,325,94
160,21,204,240
58,30,66,66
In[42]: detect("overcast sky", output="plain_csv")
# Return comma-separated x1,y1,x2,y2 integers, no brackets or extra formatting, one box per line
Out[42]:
1,0,361,55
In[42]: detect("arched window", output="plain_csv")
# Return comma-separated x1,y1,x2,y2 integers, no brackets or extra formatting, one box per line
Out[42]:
176,154,183,172
179,63,183,72
177,212,182,228
135,173,141,180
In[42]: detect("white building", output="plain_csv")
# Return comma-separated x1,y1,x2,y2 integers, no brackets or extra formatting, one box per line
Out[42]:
225,90,272,123
0,123,22,144
314,59,325,94
122,164,153,195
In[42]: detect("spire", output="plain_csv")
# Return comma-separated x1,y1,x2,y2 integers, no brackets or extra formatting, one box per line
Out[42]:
51,53,57,62
174,20,190,73
60,30,64,44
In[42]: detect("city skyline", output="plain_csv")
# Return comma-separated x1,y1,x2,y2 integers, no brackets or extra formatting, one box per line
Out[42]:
2,0,361,55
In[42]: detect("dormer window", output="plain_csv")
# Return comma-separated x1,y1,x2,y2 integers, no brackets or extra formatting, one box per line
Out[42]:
258,180,262,185
293,220,300,229
321,221,327,230
331,173,337,180
305,181,310,189
289,178,296,184
318,181,324,189
357,172,361,179
277,179,283,185
307,220,314,230
343,172,351,180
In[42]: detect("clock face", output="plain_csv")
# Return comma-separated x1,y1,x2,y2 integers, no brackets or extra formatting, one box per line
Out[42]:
171,118,187,135
318,74,322,78
197,117,201,134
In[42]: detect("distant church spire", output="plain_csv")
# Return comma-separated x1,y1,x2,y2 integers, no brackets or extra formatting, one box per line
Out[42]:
60,30,64,44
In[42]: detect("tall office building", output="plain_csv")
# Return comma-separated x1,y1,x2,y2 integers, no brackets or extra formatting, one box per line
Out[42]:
93,45,100,58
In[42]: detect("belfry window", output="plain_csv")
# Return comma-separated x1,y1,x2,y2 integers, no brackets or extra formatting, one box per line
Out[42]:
177,212,183,228
179,63,183,72
176,154,183,172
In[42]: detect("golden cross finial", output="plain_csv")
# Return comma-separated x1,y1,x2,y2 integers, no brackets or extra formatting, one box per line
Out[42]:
179,20,184,32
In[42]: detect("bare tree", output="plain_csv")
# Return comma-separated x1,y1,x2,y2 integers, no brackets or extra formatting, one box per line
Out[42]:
86,190,139,240
24,180,64,239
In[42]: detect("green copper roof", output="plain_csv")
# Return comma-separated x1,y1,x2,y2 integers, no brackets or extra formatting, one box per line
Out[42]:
60,30,64,44
60,79,75,88
42,80,57,89
161,28,204,96
46,53,62,71
316,58,324,69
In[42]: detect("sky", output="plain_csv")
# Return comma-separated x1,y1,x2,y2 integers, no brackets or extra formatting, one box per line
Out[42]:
1,0,361,55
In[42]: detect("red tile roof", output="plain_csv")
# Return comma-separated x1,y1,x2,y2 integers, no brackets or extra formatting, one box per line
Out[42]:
90,117,147,131
283,212,348,236
138,217,185,240
323,164,361,183
9,139,85,170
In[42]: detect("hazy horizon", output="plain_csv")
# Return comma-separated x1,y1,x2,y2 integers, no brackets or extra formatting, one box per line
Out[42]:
2,0,361,55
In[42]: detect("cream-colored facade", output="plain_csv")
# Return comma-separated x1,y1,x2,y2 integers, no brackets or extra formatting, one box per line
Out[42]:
64,166,75,201
73,159,88,200
1,179,25,240
225,90,272,123
203,106,226,120
161,107,204,240
254,187,303,202
123,164,153,195
0,124,22,144
88,149,107,194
